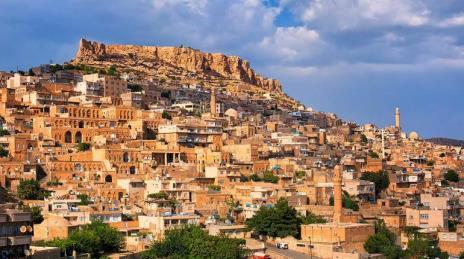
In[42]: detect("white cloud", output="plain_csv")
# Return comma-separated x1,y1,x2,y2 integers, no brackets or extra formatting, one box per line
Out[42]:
298,0,430,30
381,32,405,44
150,0,208,14
257,26,323,61
438,13,464,27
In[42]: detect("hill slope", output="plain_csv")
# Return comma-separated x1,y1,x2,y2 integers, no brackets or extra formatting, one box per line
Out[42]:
71,39,301,109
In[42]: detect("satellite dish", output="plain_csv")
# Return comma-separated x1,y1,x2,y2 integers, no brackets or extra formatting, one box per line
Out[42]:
20,226,27,233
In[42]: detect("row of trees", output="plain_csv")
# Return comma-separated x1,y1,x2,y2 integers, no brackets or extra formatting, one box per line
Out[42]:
364,222,449,259
250,171,279,184
141,225,248,259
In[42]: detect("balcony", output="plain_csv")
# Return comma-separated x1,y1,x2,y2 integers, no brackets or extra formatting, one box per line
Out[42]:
8,236,31,246
0,237,7,246
0,213,7,223
6,211,31,222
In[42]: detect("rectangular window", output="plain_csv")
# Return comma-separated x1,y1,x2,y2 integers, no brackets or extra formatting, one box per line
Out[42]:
420,214,429,219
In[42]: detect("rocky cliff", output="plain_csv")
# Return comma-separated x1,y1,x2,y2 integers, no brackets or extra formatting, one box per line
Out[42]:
72,38,283,92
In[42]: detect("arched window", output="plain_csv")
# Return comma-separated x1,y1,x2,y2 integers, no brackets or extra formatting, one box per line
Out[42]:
78,121,84,128
65,131,72,143
129,166,136,174
123,152,130,162
105,175,113,183
75,131,82,143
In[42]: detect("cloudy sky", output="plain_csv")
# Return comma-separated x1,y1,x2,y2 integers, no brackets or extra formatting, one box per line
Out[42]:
1,0,463,138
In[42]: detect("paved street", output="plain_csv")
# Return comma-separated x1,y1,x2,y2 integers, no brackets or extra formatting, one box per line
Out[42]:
265,242,319,259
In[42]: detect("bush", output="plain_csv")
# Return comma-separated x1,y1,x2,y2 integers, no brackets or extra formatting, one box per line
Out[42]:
208,185,221,192
0,129,10,136
0,147,8,157
127,84,143,92
77,194,92,205
17,179,50,200
360,170,390,197
262,171,279,183
76,142,91,152
368,150,380,159
142,225,248,259
147,192,169,200
162,111,172,120
444,170,459,182
329,191,359,211
160,91,171,99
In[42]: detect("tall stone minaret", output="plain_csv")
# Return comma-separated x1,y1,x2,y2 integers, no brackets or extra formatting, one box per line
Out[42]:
395,107,400,129
210,86,216,116
333,165,343,224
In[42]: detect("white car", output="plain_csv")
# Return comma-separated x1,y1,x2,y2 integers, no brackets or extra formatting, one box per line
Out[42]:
276,242,288,249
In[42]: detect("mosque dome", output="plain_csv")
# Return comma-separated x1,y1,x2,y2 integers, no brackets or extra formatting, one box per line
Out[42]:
409,131,420,140
224,108,238,118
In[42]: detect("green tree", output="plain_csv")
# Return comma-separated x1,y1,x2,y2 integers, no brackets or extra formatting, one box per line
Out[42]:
364,221,402,259
294,171,306,179
0,129,10,136
147,192,169,200
127,84,143,92
76,142,91,152
360,170,390,197
361,134,368,143
33,220,123,257
262,171,279,184
459,250,464,259
250,173,261,182
0,146,8,157
246,198,300,238
22,206,44,224
368,150,380,159
77,194,92,205
444,169,459,182
142,225,248,259
162,111,172,120
329,191,359,211
300,211,327,224
106,65,117,76
17,179,50,200
208,184,221,191
160,91,171,99
69,220,124,257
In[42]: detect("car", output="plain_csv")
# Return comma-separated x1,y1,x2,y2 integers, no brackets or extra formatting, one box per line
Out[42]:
275,242,288,249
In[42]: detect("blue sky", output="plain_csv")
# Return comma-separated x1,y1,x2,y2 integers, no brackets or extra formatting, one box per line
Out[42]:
1,0,464,138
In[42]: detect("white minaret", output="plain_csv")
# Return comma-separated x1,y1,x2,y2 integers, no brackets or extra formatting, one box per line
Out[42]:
395,107,400,129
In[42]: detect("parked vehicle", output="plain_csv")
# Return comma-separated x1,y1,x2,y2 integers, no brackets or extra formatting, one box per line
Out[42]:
275,242,288,249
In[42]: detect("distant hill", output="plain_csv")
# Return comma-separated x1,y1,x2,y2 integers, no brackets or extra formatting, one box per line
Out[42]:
70,38,301,110
426,138,464,147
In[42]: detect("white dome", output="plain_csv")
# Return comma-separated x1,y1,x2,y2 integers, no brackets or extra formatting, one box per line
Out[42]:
409,131,420,140
224,108,238,118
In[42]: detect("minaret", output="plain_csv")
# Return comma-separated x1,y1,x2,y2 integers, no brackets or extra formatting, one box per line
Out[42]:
333,165,343,224
210,86,216,116
395,107,400,129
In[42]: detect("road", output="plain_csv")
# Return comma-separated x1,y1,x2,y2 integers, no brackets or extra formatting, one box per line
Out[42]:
265,242,319,259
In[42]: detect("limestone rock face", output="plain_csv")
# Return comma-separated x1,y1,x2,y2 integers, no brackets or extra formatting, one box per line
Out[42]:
73,38,283,92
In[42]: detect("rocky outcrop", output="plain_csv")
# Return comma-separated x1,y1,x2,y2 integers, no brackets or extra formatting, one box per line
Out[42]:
73,38,282,92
